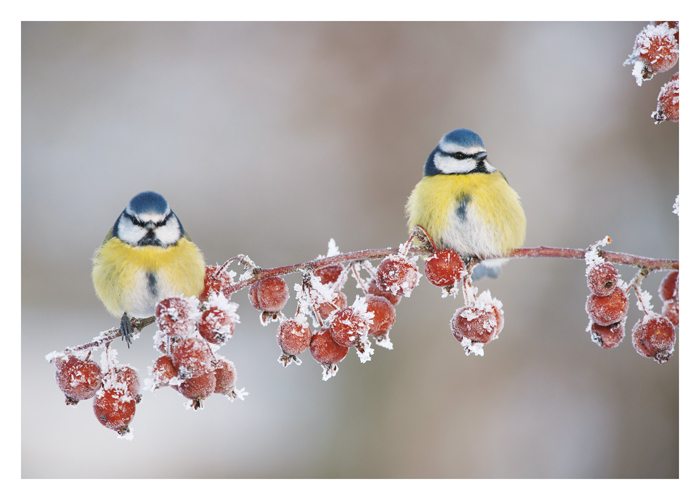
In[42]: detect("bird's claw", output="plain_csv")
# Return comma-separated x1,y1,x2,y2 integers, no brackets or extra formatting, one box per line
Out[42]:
120,313,134,348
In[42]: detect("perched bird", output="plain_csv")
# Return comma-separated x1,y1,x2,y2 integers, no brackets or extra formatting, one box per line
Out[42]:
406,129,526,279
92,192,206,344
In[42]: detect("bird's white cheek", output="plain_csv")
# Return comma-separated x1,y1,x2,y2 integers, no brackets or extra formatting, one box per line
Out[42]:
155,219,181,246
434,154,475,174
117,218,146,245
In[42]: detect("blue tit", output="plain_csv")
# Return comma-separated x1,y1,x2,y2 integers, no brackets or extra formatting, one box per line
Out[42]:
92,191,206,344
406,129,526,279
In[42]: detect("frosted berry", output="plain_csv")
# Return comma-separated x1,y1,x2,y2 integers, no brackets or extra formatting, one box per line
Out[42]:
114,366,141,403
662,299,679,327
590,321,625,349
278,319,312,355
365,295,396,336
248,276,289,312
329,307,370,347
317,292,347,322
425,249,465,288
93,387,136,435
627,23,679,84
151,355,178,389
155,297,197,337
200,264,236,300
585,287,629,326
171,337,216,378
310,328,349,380
177,371,216,408
198,306,235,345
54,355,102,405
586,263,619,297
632,315,676,363
652,73,679,123
314,265,344,285
214,358,237,397
367,278,401,305
658,271,678,301
451,305,503,345
376,254,420,297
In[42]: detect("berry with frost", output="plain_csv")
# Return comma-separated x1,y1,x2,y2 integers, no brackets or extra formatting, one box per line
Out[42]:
54,354,102,405
248,276,289,313
585,287,629,326
367,278,401,305
155,297,199,337
214,357,237,397
662,300,679,327
171,337,216,379
586,262,620,297
310,328,349,380
317,292,347,322
589,321,625,349
425,249,465,288
652,73,679,124
277,318,312,366
150,355,178,389
177,371,217,408
200,264,236,300
365,295,396,337
376,254,420,297
314,265,344,285
93,387,136,435
198,305,236,345
114,366,141,403
658,271,678,301
329,307,370,348
451,305,503,348
625,23,679,85
632,314,676,363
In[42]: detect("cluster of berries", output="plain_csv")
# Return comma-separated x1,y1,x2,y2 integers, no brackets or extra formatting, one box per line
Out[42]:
624,21,679,123
52,350,140,437
584,241,678,363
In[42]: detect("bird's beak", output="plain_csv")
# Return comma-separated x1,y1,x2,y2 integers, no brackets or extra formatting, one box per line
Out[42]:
475,151,488,162
145,222,156,230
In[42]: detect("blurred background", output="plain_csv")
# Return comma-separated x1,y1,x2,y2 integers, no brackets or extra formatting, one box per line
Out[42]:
22,22,678,478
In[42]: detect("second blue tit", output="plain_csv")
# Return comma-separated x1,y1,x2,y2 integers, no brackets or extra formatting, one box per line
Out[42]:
406,129,526,278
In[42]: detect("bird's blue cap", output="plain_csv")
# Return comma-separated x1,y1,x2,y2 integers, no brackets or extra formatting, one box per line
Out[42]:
126,191,170,216
441,128,485,149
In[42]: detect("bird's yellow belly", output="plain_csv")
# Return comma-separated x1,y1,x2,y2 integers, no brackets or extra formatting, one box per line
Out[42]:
406,173,526,258
92,238,206,318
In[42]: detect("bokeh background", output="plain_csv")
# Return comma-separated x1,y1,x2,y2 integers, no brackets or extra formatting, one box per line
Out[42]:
22,22,678,478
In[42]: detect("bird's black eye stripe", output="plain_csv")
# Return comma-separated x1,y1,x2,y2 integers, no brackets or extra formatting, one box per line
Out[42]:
446,152,482,160
125,213,145,227
124,211,172,227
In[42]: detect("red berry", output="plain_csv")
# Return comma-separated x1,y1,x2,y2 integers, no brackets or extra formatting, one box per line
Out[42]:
114,366,141,403
317,292,347,322
93,387,136,435
367,279,401,305
248,277,289,312
177,371,216,407
627,23,679,84
451,305,503,345
214,358,237,396
662,299,679,327
155,297,198,337
586,263,619,297
425,249,465,288
310,328,349,365
150,355,178,389
658,271,678,301
632,315,676,363
54,355,102,405
376,255,420,297
329,307,370,347
585,287,629,326
278,318,312,356
589,321,625,349
198,306,236,345
652,73,679,123
199,264,236,300
171,337,216,378
314,265,344,285
365,295,396,336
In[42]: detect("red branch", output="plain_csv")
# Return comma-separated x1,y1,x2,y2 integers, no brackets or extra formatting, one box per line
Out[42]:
60,244,677,353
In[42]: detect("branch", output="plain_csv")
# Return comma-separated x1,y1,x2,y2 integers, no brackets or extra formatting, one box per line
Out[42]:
61,243,677,354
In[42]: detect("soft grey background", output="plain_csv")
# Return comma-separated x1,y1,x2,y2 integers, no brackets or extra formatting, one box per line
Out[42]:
22,22,678,478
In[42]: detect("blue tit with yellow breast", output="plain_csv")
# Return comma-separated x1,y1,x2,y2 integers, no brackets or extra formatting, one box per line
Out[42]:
406,129,526,279
92,191,206,344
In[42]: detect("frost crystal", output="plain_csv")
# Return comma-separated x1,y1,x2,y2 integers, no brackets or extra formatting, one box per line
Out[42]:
460,338,485,357
584,236,612,272
375,334,394,350
326,238,340,257
204,293,240,323
673,195,679,216
635,288,654,314
321,363,339,381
